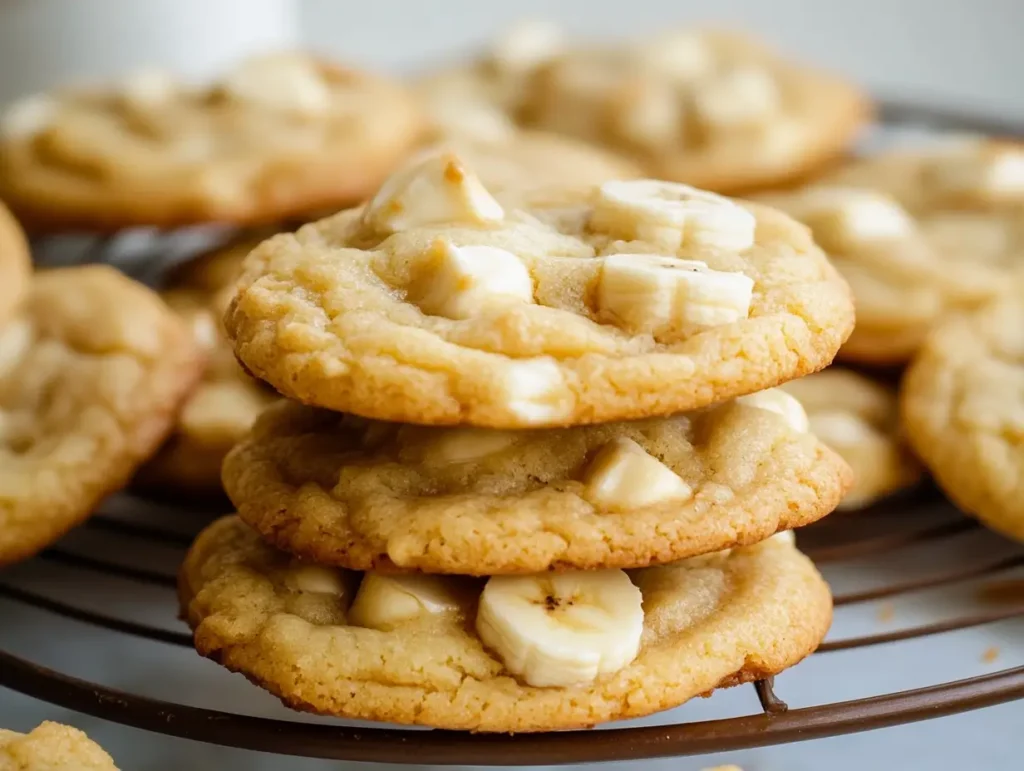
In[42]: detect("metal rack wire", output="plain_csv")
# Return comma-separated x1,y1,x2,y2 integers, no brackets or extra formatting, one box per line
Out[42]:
1,100,1023,765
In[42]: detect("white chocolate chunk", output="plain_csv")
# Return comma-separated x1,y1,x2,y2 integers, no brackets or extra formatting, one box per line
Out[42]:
738,389,810,432
178,382,268,445
428,428,519,464
491,20,564,73
771,530,796,545
348,573,460,631
693,66,781,129
1,94,57,140
0,320,34,379
930,147,1024,199
363,151,504,233
792,187,916,251
592,180,756,251
584,437,693,510
598,254,753,336
497,359,570,425
808,410,878,446
413,240,533,320
284,562,349,596
223,53,331,115
638,31,714,82
614,80,684,150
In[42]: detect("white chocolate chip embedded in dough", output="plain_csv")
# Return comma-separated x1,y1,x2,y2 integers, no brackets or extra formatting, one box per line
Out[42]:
497,359,571,425
491,20,564,74
284,562,350,596
613,80,685,151
0,94,57,140
411,240,533,320
223,53,331,116
363,151,505,234
348,573,461,631
930,146,1024,200
583,437,693,510
598,254,753,336
738,388,810,432
427,428,520,464
0,320,34,379
591,180,757,252
808,410,879,447
793,187,916,251
693,66,781,130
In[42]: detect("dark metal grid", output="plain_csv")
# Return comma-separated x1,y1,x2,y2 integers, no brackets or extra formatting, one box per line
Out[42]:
1,100,1022,764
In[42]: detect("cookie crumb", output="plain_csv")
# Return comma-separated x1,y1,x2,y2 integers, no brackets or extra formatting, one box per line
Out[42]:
982,646,1000,663
876,602,895,623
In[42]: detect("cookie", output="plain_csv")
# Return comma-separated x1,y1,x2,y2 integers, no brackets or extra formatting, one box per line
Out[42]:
901,289,1024,542
778,140,1024,363
420,24,869,193
180,516,832,732
225,154,854,428
0,53,424,232
0,200,30,326
0,266,201,565
224,389,851,574
135,239,277,495
0,722,119,770
781,369,921,510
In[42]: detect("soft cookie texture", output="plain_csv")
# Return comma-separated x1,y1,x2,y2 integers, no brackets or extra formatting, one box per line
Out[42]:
180,516,832,732
0,200,30,326
798,140,1024,363
0,266,201,565
781,369,921,510
223,395,851,574
226,161,854,428
902,290,1024,542
420,26,869,193
0,53,423,231
0,722,119,770
135,238,277,495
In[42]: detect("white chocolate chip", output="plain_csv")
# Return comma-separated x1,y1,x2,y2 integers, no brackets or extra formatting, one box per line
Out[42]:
791,187,916,251
284,562,349,596
583,437,693,510
808,410,879,446
223,53,331,116
427,428,519,464
693,66,780,130
498,359,570,425
491,20,564,74
738,389,810,432
121,69,177,109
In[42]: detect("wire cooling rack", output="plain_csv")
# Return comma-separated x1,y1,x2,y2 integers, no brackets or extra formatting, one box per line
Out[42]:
1,100,1022,766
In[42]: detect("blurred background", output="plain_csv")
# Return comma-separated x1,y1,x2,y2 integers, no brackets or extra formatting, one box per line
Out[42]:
0,1,1021,770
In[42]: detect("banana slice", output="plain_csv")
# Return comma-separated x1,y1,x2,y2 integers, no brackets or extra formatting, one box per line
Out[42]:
410,240,533,320
738,388,809,432
426,428,520,464
1,94,57,140
223,53,331,116
363,151,505,234
789,187,916,251
597,254,753,336
348,573,461,631
591,180,756,251
692,66,781,130
491,20,563,74
583,437,693,510
284,562,350,596
476,568,644,687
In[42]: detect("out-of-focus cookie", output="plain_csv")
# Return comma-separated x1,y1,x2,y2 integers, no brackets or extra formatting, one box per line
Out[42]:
223,391,851,574
0,266,201,565
901,289,1024,542
0,200,30,325
135,238,277,495
420,24,870,193
781,369,921,510
787,140,1024,363
225,152,853,428
0,53,424,232
180,516,831,732
0,722,119,770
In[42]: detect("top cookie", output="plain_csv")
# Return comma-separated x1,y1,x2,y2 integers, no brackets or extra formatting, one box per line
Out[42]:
0,200,31,326
226,153,854,428
0,53,424,232
0,722,119,770
420,25,870,193
901,288,1024,542
783,140,1024,363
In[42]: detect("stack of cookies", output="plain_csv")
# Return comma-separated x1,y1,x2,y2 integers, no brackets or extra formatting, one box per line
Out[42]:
180,147,856,731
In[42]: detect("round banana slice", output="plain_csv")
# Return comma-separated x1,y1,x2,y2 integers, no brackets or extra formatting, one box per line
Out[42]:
181,515,833,732
224,397,852,575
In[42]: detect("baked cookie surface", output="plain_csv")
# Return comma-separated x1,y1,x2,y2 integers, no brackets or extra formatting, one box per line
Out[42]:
180,516,831,732
135,239,277,495
223,392,851,574
781,369,921,510
421,26,869,193
226,155,854,428
901,290,1024,542
795,140,1024,363
0,201,30,326
0,722,118,771
0,53,423,231
0,266,201,565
